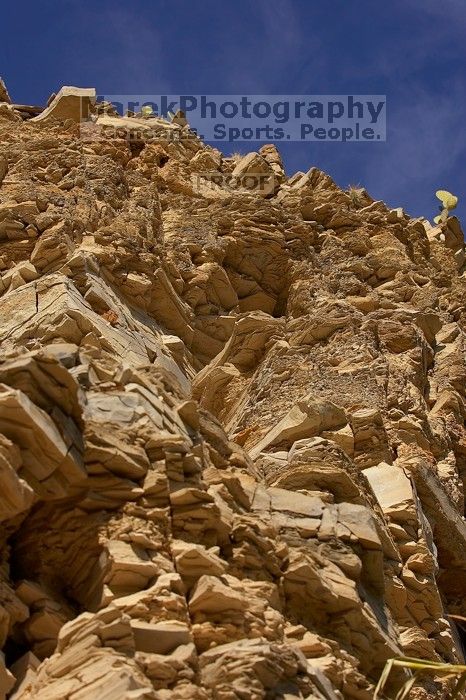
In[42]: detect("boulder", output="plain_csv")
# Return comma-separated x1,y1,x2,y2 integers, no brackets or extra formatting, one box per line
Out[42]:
249,397,346,459
32,86,96,123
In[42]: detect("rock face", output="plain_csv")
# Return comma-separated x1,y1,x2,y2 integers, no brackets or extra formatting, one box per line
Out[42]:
0,81,465,700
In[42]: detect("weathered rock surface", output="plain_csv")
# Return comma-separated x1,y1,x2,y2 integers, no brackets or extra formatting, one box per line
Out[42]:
0,79,464,699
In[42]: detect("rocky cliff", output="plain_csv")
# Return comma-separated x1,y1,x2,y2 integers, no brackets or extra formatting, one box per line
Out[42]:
0,84,465,700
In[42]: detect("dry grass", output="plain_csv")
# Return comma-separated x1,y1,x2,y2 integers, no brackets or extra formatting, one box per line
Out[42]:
229,151,244,163
374,656,466,700
347,184,365,209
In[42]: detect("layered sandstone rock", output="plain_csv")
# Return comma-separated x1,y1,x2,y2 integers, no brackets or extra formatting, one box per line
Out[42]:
0,82,464,699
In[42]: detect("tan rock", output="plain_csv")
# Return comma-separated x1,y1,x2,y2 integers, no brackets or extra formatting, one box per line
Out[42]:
8,652,40,699
336,503,381,549
0,384,85,497
130,620,192,654
364,462,417,523
0,651,15,698
171,541,227,578
249,396,346,459
0,91,464,700
189,575,244,615
0,77,11,103
32,86,96,123
103,541,159,596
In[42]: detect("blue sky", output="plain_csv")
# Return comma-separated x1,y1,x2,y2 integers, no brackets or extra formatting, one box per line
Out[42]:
2,0,465,223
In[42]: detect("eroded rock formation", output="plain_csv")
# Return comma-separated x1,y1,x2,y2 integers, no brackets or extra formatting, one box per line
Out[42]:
0,84,465,699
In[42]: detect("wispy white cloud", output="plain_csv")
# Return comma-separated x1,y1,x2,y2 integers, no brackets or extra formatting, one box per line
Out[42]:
403,0,466,22
75,4,172,94
218,0,325,93
360,81,466,215
329,0,465,218
342,5,462,84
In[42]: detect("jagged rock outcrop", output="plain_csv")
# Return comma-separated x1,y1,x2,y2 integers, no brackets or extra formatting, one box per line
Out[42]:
0,82,465,700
